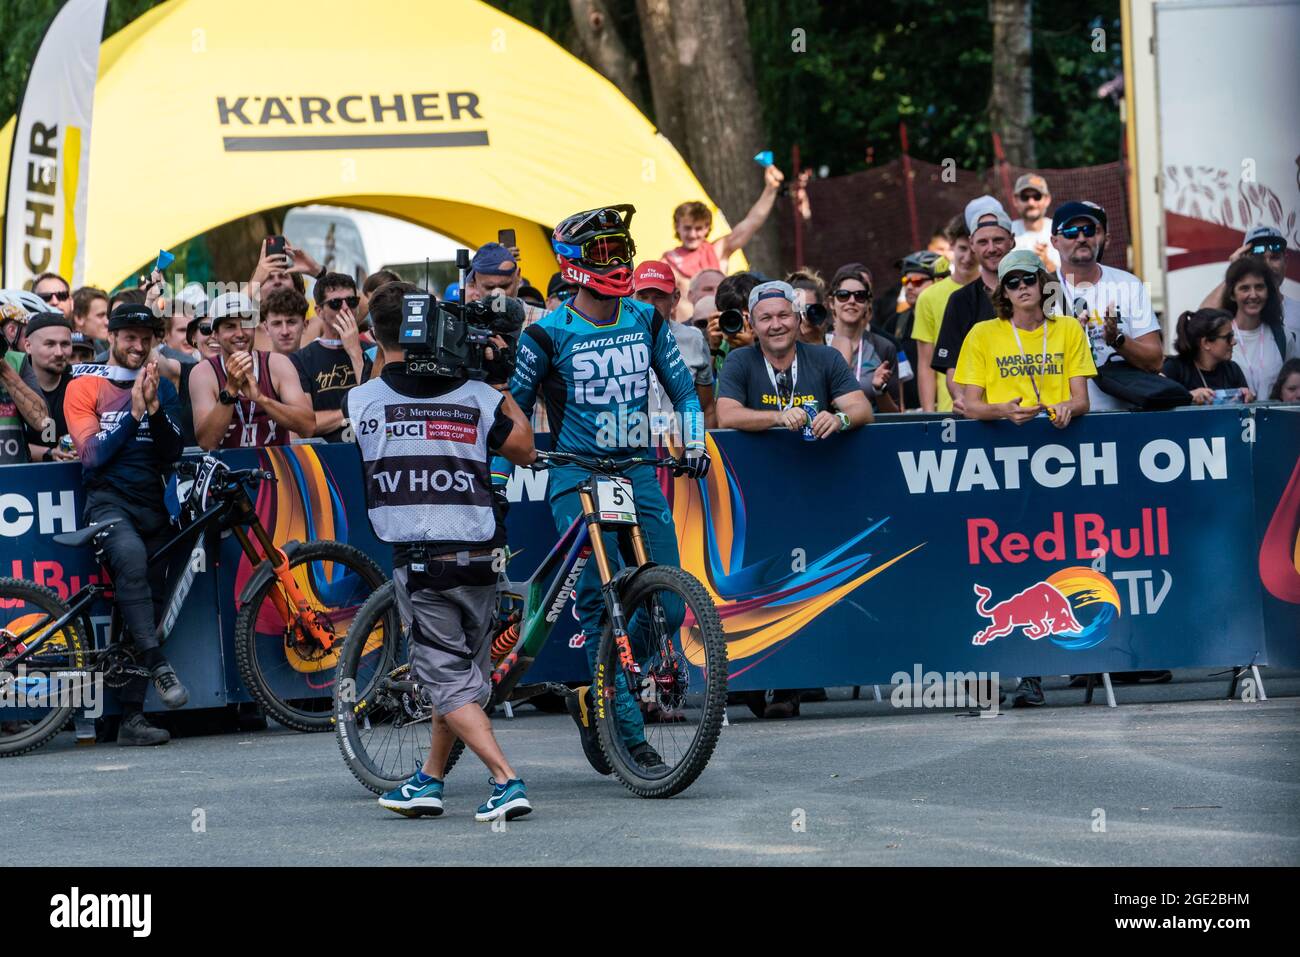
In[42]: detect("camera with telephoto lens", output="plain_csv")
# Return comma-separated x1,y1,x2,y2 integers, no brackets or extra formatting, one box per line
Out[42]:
718,308,745,336
399,292,524,381
801,302,829,328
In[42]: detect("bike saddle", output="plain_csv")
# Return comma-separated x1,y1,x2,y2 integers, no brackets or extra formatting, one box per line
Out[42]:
52,518,123,549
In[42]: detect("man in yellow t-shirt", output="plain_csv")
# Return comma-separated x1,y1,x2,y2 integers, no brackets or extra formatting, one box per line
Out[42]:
913,214,979,411
954,249,1096,427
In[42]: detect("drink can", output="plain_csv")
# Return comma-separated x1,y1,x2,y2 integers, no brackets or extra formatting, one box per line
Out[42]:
801,400,818,441
59,435,74,453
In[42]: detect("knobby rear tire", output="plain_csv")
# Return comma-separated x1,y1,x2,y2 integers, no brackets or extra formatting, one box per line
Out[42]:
333,582,464,795
0,578,90,758
234,540,386,733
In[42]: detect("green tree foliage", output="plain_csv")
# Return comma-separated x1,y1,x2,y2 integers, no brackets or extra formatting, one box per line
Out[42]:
0,1,163,126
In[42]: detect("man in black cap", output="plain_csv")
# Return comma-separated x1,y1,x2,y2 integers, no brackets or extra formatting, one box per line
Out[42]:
1050,200,1164,411
63,302,189,745
68,332,97,365
544,271,577,312
19,313,77,462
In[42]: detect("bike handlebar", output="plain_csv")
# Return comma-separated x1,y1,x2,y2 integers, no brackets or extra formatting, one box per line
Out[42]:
175,458,276,486
528,450,682,475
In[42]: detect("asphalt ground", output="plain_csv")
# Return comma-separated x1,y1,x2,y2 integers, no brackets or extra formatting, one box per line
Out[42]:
4,670,1297,866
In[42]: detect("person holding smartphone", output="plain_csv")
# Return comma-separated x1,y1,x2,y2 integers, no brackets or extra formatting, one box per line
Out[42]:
291,272,370,442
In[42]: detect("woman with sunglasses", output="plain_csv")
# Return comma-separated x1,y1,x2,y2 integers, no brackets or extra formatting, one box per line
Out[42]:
828,263,901,412
955,249,1095,428
1161,308,1252,405
1218,257,1295,400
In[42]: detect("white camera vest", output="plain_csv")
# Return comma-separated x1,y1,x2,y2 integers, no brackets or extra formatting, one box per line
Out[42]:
346,376,503,546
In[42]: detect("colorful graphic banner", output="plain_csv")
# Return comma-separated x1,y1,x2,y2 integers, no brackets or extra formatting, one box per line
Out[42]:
0,408,1295,710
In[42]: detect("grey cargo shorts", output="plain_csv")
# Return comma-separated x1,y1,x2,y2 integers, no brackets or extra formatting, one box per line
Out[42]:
392,559,498,716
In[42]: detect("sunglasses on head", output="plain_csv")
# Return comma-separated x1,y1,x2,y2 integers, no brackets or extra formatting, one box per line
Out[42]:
832,288,871,303
325,295,360,311
1058,222,1098,240
1002,272,1040,290
38,290,70,303
1249,239,1286,255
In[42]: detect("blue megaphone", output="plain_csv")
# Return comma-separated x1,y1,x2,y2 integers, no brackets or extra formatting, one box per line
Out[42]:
753,150,774,168
154,249,175,273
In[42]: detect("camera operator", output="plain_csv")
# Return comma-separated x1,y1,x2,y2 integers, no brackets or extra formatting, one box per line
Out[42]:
787,269,831,345
348,281,537,822
706,271,761,379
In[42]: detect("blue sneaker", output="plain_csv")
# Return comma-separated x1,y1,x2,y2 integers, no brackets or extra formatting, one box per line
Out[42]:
378,772,444,817
475,778,532,822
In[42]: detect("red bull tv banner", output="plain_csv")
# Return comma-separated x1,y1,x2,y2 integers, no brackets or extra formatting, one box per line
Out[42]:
1,408,1296,708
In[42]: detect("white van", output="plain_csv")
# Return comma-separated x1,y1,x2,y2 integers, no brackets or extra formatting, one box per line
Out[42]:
282,204,470,294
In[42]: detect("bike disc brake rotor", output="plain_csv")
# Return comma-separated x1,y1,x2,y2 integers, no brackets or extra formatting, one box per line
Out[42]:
282,612,336,662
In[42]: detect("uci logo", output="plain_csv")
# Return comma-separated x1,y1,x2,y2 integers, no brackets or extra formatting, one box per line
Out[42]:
385,422,425,439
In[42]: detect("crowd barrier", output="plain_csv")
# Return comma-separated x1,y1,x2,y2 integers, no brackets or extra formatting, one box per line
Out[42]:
1,407,1296,713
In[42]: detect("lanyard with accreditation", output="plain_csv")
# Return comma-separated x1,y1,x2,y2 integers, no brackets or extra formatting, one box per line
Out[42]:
1008,317,1058,420
764,354,798,412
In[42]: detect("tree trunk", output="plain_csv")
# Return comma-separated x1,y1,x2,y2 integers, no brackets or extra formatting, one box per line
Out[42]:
636,0,688,159
568,0,648,114
666,0,780,274
988,0,1035,167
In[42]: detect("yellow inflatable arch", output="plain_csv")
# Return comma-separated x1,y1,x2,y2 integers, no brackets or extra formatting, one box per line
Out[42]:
0,0,733,289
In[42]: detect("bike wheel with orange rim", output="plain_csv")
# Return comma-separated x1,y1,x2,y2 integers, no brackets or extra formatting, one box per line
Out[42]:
234,540,386,732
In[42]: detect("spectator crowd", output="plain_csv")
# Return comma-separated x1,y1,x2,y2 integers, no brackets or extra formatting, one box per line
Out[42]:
2,167,1297,715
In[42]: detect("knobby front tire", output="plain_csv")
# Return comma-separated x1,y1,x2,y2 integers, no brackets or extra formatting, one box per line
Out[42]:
594,564,728,798
234,540,386,732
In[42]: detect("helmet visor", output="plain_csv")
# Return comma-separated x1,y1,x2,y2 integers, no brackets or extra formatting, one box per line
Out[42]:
554,230,635,267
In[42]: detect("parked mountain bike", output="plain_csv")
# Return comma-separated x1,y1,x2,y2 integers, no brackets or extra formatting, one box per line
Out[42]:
334,450,728,798
0,455,384,755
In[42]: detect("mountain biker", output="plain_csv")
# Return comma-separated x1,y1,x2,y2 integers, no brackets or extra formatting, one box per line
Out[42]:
492,204,710,776
62,303,189,746
347,281,538,821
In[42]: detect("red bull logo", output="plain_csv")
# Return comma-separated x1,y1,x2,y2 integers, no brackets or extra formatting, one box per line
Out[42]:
970,567,1121,649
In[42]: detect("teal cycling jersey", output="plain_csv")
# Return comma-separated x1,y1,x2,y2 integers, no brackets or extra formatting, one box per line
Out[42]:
491,297,704,484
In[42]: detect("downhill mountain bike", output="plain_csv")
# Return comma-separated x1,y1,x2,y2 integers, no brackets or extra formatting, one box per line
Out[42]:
0,455,384,754
334,450,728,798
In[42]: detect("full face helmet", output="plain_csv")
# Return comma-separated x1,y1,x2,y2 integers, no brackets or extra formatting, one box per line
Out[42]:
551,204,637,298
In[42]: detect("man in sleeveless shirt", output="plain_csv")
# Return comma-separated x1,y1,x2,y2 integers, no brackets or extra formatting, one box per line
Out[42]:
189,292,314,450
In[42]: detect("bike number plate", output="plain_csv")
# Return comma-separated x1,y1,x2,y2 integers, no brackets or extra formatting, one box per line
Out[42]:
596,477,637,525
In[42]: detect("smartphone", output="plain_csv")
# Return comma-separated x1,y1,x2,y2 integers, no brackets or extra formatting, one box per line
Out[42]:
498,228,516,249
266,235,289,266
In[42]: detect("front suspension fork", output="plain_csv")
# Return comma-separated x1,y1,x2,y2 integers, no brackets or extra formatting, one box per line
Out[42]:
233,523,336,650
